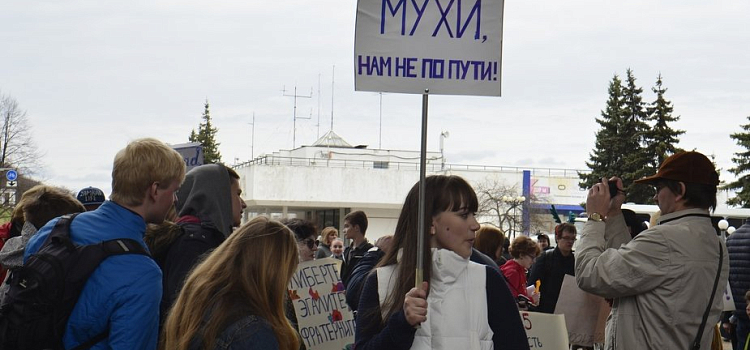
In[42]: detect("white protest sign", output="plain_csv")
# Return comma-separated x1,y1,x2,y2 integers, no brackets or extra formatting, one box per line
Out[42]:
354,0,505,96
554,275,610,347
723,281,736,312
288,258,355,350
520,311,569,350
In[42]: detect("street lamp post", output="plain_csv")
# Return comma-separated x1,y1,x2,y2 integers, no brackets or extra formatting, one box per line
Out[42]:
719,219,729,241
440,131,449,171
249,112,256,160
502,195,526,239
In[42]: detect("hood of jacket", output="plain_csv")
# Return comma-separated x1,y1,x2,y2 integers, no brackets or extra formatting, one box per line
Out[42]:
176,164,234,237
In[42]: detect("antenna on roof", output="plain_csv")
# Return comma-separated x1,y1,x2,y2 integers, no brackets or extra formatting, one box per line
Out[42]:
330,65,335,132
379,92,383,149
282,85,312,149
316,73,321,139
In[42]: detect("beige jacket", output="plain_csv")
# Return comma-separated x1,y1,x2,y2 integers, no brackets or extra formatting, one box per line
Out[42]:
576,209,729,350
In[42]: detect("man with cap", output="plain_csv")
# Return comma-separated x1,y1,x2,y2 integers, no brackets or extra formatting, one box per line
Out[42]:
76,186,106,211
575,151,729,350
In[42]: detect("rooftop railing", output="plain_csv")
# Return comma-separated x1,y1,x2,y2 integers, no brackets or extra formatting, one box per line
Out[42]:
234,155,588,178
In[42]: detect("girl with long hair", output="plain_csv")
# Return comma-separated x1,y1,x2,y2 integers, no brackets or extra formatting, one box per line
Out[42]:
162,216,300,350
354,175,529,350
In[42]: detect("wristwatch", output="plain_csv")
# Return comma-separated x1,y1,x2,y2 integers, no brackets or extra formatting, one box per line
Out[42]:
588,212,605,222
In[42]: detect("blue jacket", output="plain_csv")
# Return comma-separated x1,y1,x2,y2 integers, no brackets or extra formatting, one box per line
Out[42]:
25,201,161,350
727,219,750,321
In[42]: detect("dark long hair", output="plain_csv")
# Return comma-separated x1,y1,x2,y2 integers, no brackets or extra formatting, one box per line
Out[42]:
375,175,478,326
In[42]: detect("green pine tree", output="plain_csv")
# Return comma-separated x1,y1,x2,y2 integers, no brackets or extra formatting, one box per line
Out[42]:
724,116,750,207
619,69,653,204
188,100,222,164
579,74,627,190
644,73,685,169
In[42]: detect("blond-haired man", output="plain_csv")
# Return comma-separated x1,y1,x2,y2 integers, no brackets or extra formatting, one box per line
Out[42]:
24,138,185,350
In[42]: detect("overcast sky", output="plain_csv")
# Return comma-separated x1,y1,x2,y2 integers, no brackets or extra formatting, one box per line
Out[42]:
1,0,749,197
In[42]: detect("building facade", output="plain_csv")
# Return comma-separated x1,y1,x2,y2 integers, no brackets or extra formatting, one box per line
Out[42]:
234,131,588,240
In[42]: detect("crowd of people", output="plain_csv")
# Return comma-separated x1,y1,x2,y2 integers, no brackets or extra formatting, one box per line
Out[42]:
0,137,739,350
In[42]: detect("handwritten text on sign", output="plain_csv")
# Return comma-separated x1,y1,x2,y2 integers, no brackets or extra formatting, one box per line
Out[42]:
520,311,569,349
289,258,355,350
354,0,505,96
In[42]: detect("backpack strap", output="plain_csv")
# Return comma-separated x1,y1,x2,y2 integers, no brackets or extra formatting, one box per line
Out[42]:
58,216,150,350
99,238,150,256
65,240,149,350
71,329,108,350
64,234,151,287
691,240,723,350
48,213,80,250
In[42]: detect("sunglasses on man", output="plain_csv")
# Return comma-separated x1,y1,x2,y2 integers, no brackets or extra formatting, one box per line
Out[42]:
301,238,318,249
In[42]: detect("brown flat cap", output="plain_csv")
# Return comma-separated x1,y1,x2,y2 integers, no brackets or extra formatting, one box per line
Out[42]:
635,151,719,186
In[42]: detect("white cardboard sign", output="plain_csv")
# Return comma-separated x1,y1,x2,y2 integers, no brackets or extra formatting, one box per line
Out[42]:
520,311,570,350
288,258,355,350
354,0,505,96
554,275,610,347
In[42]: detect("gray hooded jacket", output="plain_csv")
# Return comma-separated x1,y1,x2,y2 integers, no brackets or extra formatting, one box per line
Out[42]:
176,163,234,237
158,164,236,325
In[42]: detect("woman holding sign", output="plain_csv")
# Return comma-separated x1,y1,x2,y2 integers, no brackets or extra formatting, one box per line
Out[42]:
162,217,300,350
354,175,529,350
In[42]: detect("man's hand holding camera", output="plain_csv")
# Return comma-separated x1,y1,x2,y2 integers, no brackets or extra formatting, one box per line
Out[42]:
587,176,626,220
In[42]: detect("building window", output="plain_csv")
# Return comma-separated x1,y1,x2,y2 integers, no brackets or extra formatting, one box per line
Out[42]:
373,161,389,169
316,209,340,230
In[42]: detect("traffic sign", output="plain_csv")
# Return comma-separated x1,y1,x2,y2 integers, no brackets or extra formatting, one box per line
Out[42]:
6,181,16,188
6,170,17,182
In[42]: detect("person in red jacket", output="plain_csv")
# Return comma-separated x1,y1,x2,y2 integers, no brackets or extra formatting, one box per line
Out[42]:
0,206,23,282
501,235,540,309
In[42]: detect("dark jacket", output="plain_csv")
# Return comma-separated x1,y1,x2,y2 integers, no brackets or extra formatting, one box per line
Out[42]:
315,243,332,260
345,247,385,311
159,221,225,324
189,314,279,350
727,219,750,321
527,246,575,313
470,248,499,270
154,164,235,326
341,241,374,285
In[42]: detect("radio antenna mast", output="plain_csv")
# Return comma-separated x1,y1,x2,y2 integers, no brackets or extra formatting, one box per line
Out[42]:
330,65,335,132
317,74,322,139
282,85,313,148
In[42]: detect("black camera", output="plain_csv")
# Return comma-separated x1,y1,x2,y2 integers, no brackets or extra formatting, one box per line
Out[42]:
607,181,621,198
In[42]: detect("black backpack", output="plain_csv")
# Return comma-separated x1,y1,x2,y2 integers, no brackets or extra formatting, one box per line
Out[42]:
0,214,151,350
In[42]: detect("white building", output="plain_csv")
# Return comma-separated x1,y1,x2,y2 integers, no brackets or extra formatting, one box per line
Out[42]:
234,131,589,241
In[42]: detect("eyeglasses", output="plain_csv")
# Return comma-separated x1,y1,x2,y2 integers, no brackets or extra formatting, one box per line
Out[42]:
654,182,669,193
301,238,318,249
559,236,577,242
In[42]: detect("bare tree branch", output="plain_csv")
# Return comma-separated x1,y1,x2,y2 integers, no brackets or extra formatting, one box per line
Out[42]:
0,91,43,218
475,177,550,239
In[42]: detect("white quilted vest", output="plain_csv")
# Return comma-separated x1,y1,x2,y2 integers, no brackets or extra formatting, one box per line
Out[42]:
377,249,494,350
